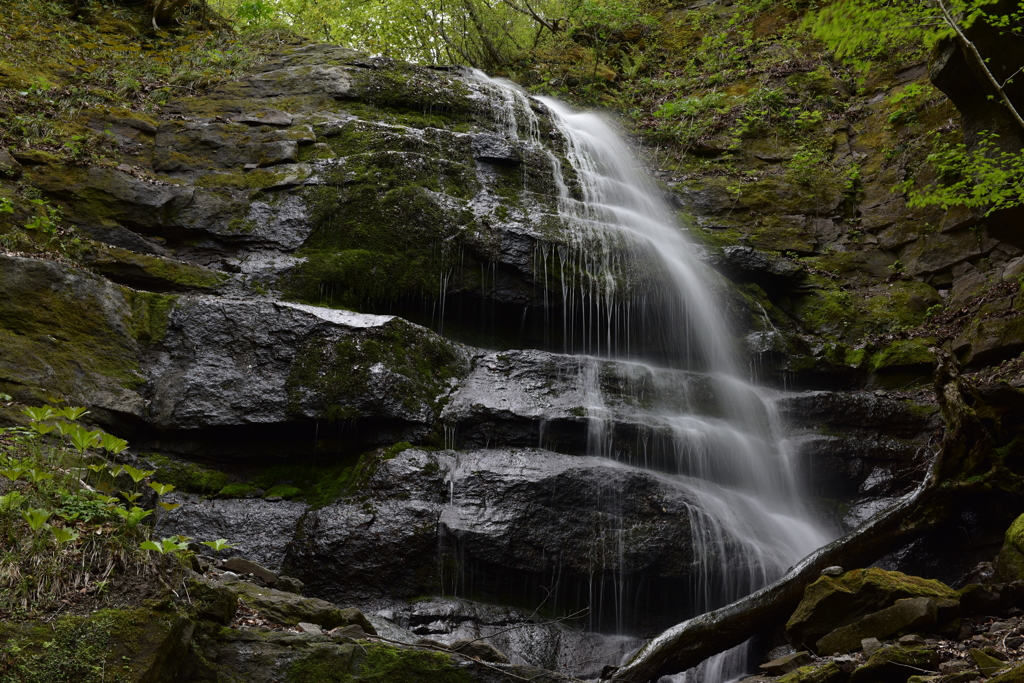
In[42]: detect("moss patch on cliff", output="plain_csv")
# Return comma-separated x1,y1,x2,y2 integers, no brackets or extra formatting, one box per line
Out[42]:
0,607,187,683
286,319,467,421
145,453,231,495
289,642,472,683
0,257,147,401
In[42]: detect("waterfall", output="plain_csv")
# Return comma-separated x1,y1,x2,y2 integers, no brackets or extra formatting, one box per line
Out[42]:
464,72,832,682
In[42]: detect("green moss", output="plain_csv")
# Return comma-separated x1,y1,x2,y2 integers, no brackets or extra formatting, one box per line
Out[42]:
0,608,185,683
0,258,146,397
285,319,467,420
287,645,357,683
213,444,414,508
286,642,471,683
793,287,859,337
844,346,867,367
778,662,843,683
144,453,230,495
127,291,176,344
997,513,1024,581
264,484,302,500
383,442,413,459
861,281,941,330
868,337,937,372
218,482,260,498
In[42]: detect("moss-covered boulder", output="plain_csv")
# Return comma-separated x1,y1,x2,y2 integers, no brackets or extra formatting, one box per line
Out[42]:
816,597,941,655
786,568,959,648
778,661,846,683
849,647,940,683
0,254,159,417
0,608,194,683
988,663,1024,683
997,514,1024,582
223,579,375,632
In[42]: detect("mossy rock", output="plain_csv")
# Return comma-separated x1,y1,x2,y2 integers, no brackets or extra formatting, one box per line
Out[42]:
778,662,845,683
223,580,375,632
868,338,938,373
849,647,940,683
145,453,231,495
0,255,148,413
82,242,227,292
286,642,473,683
988,663,1024,683
0,608,194,683
786,567,959,648
285,317,470,422
997,513,1024,582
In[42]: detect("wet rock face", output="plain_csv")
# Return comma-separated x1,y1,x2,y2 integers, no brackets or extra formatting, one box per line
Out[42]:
159,447,710,631
0,255,148,420
34,42,671,342
145,296,469,438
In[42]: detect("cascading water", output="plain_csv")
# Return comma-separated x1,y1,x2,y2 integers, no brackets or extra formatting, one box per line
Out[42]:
461,72,832,681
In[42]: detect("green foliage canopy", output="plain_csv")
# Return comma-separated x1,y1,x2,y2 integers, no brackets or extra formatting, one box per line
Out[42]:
211,0,653,68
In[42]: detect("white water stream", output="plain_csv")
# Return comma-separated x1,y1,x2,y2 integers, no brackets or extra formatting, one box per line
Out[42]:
466,72,832,682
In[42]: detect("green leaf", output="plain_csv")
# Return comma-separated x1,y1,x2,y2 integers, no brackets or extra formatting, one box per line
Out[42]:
123,465,155,484
149,481,175,495
21,406,54,422
0,491,25,511
51,527,80,544
157,501,181,512
200,538,235,552
69,425,101,452
114,506,152,526
0,468,26,482
99,432,128,454
58,406,88,421
29,420,56,435
25,468,54,483
54,421,76,436
23,508,50,531
139,540,165,553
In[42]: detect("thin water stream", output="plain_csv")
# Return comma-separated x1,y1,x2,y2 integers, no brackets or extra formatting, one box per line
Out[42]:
463,72,832,682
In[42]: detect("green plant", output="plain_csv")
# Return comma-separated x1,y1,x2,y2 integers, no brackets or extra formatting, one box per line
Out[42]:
200,538,235,552
896,132,1024,215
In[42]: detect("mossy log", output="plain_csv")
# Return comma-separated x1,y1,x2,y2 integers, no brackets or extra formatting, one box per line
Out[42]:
605,348,1003,683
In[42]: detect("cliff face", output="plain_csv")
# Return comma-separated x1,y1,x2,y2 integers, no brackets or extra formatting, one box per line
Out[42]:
2,0,1024,679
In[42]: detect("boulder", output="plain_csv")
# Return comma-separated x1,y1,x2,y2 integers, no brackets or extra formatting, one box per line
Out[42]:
450,638,512,663
997,514,1024,582
988,663,1024,683
189,578,240,625
222,557,279,585
958,584,1004,615
146,297,470,442
816,597,940,655
156,496,307,571
0,255,147,418
709,245,805,292
786,568,959,648
223,579,376,633
849,647,940,683
778,662,846,683
970,648,1008,677
0,148,23,178
761,651,815,675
